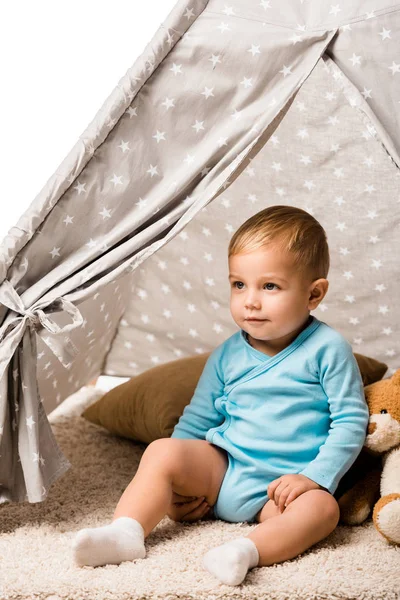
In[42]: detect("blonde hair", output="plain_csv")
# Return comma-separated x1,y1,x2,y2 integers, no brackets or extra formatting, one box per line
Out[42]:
228,205,330,282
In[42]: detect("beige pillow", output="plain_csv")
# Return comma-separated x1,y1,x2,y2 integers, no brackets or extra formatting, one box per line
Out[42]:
82,351,388,444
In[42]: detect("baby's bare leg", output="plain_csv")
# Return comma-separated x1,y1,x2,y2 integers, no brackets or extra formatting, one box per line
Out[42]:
113,438,228,537
202,489,340,586
247,489,340,566
73,438,228,567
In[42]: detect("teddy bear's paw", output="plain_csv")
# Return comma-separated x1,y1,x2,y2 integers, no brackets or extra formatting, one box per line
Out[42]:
338,493,372,525
373,494,400,545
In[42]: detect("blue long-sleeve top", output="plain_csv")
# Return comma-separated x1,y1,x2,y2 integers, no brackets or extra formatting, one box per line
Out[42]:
171,315,369,495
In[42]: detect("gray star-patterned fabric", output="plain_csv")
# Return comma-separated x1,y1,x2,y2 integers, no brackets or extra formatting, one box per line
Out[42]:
0,0,399,503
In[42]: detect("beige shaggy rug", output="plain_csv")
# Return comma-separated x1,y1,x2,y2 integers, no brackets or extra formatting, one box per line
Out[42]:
1,386,400,600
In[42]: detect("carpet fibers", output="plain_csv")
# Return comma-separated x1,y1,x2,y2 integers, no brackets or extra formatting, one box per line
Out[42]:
0,386,399,600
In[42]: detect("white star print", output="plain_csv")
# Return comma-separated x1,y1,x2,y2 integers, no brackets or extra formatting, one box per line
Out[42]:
170,63,183,75
371,259,383,269
279,65,293,77
183,153,195,165
135,198,147,209
329,5,341,16
99,208,112,219
240,77,253,88
378,305,389,314
349,317,360,325
153,130,166,143
147,164,159,177
388,61,400,75
162,97,175,110
26,416,35,429
201,87,214,99
303,180,315,190
184,7,195,19
110,174,123,186
192,120,205,132
378,28,391,40
209,54,222,68
297,128,309,139
299,155,312,165
325,92,336,101
375,284,386,292
343,271,354,280
290,33,303,44
137,288,148,299
327,116,339,125
349,53,362,66
118,140,130,152
64,215,73,226
217,22,230,33
74,181,87,195
50,247,61,258
127,106,138,118
363,156,374,166
248,45,261,56
260,0,271,9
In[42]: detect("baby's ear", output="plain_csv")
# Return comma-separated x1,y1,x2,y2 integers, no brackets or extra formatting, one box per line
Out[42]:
308,278,328,309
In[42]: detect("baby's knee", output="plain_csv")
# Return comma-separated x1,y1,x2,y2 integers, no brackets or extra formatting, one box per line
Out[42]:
143,438,185,475
310,489,340,525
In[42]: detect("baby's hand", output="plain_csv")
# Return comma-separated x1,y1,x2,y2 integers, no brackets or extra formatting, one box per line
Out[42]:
267,474,322,513
166,493,212,523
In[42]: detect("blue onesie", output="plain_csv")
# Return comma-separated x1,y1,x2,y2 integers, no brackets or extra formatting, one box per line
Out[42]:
171,315,370,523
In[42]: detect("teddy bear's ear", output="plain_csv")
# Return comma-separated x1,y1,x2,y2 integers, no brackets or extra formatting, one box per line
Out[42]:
392,369,400,386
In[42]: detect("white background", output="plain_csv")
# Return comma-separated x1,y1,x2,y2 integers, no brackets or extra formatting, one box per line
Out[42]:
0,0,178,244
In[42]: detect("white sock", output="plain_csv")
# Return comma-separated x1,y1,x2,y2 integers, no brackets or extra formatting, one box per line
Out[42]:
202,536,259,586
72,517,146,567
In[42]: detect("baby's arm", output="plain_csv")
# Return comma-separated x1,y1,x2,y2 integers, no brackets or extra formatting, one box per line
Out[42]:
171,344,226,440
298,338,370,495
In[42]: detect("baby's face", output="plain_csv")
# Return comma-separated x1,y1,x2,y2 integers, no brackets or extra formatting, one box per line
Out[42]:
228,246,316,353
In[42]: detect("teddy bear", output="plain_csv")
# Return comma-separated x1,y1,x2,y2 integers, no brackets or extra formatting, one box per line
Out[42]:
336,368,400,545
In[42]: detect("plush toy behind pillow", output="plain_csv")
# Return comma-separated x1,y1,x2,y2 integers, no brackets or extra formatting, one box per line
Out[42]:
337,369,400,545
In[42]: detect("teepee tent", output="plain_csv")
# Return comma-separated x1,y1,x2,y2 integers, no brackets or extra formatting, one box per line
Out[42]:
0,0,399,505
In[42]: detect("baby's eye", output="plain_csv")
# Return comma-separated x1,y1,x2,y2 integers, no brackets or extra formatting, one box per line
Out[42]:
264,283,279,290
232,281,279,290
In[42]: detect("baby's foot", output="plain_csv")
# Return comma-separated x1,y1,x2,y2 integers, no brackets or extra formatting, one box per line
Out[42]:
72,517,146,567
202,537,259,586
